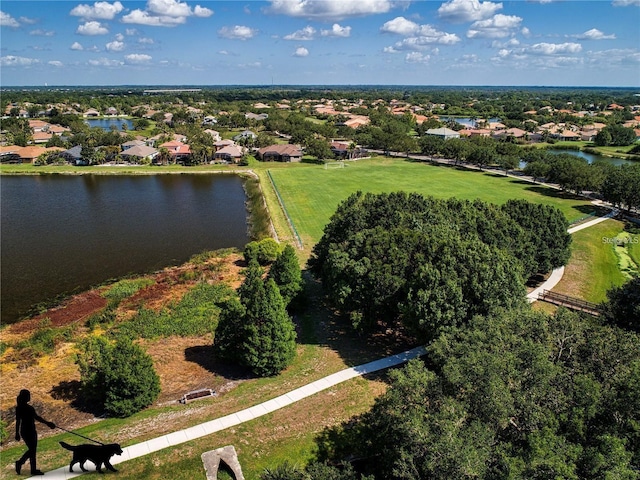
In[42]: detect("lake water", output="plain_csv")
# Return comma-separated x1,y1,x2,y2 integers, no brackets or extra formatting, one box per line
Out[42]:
85,117,134,131
1,174,249,324
547,149,636,167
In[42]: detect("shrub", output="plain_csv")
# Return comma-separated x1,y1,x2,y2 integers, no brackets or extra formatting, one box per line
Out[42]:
244,238,282,265
76,336,160,417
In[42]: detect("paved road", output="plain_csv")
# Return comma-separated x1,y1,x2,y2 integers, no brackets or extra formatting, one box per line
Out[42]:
26,346,427,479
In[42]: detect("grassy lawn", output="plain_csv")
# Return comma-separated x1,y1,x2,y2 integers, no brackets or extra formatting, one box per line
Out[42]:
553,219,629,303
267,156,593,247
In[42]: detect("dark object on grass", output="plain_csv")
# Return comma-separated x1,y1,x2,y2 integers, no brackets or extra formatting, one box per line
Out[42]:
59,441,123,473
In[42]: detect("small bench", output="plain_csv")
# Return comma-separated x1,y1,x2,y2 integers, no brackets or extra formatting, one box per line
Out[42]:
180,388,216,404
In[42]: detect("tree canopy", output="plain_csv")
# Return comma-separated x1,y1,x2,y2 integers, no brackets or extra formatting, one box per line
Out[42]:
314,308,640,479
308,192,570,340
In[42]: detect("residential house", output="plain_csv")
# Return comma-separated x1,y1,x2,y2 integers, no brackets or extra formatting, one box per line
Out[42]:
83,109,100,118
60,145,85,165
425,127,460,140
213,144,243,163
120,145,158,163
121,140,147,150
245,112,268,121
204,129,221,142
159,140,191,161
257,144,302,162
233,130,257,142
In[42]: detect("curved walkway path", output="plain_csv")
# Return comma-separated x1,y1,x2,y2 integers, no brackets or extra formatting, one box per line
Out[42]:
28,346,427,479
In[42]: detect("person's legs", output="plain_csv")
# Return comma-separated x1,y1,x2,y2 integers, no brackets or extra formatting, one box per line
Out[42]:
22,435,41,474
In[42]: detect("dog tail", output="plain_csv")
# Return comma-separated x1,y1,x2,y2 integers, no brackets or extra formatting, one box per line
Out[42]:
59,441,75,451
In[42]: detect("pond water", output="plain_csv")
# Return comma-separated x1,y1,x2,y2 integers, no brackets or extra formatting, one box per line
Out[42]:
547,149,636,167
1,174,249,324
85,117,134,131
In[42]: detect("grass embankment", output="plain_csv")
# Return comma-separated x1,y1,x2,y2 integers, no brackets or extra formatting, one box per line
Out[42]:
267,156,593,246
553,219,636,303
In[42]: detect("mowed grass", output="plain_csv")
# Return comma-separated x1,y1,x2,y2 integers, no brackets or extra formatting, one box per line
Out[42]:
553,219,628,303
267,157,593,246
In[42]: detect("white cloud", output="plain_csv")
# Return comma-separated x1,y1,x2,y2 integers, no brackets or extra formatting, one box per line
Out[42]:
106,40,125,51
122,0,212,27
321,23,351,37
284,26,316,40
70,1,124,20
193,5,213,17
381,16,460,53
438,0,503,23
19,16,38,25
48,60,64,67
586,48,640,66
88,57,123,66
405,52,430,63
239,61,262,68
76,21,109,35
467,14,522,39
125,28,138,35
30,29,55,36
267,0,399,20
70,41,84,50
527,42,582,55
575,28,616,40
218,50,229,55
115,33,124,41
138,37,154,44
381,16,419,35
521,26,531,38
293,46,309,57
122,9,186,26
125,53,152,63
1,55,40,66
218,25,257,40
612,0,640,6
0,11,20,27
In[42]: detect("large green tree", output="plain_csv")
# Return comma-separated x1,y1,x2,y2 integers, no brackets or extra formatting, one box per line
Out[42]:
314,308,640,479
309,192,567,338
268,244,303,307
214,260,297,376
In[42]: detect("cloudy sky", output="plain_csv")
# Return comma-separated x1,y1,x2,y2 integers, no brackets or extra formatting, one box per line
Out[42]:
1,0,639,86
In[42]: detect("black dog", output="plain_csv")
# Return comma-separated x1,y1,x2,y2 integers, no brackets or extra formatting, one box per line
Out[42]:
59,441,123,473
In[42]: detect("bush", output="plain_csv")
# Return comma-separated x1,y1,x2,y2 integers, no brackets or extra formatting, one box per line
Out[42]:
244,238,282,265
76,336,160,417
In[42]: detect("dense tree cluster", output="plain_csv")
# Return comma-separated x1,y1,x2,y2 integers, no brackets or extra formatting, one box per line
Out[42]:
214,259,297,377
309,192,570,340
312,308,640,479
76,336,160,418
601,276,640,332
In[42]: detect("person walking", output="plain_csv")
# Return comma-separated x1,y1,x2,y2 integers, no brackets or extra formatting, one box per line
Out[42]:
14,389,56,476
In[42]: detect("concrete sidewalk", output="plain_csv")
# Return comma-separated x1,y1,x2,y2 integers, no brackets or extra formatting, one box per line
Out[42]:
27,346,427,479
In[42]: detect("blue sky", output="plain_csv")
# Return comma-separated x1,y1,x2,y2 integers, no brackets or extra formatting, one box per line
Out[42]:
1,0,639,86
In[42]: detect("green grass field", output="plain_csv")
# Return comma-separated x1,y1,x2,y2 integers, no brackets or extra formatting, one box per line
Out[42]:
268,157,593,246
554,219,629,303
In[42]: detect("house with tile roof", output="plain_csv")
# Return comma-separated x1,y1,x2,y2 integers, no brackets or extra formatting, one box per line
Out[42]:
257,144,302,162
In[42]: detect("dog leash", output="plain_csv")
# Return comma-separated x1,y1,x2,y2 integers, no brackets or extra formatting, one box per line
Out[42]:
57,426,106,446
